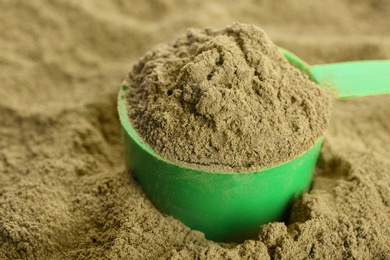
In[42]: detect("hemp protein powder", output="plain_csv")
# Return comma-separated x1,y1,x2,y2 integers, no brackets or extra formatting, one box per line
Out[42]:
124,23,332,172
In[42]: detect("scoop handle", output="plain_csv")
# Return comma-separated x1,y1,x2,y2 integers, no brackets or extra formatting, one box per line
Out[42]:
280,48,390,99
311,61,390,99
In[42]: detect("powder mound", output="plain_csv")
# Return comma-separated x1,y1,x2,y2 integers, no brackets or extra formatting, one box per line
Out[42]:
125,23,332,172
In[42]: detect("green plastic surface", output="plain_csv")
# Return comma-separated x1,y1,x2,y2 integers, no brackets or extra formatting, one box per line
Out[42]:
280,47,390,99
118,87,322,242
311,61,390,98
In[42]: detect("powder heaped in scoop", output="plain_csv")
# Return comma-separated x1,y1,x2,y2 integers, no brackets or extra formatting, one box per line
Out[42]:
125,23,332,172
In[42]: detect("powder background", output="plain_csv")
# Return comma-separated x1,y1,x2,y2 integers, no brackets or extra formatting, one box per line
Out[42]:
0,0,389,259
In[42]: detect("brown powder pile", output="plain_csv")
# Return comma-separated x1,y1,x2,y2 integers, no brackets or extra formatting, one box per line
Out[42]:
1,0,390,259
125,23,332,171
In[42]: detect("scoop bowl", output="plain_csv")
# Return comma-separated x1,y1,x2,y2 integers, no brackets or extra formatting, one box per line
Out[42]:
118,85,323,242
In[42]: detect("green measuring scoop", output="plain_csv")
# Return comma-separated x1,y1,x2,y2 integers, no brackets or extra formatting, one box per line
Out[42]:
118,48,390,242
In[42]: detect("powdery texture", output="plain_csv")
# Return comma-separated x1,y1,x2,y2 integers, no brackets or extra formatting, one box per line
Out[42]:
0,0,390,259
125,23,332,172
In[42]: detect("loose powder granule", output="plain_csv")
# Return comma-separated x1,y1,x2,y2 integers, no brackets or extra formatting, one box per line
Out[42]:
125,23,332,172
